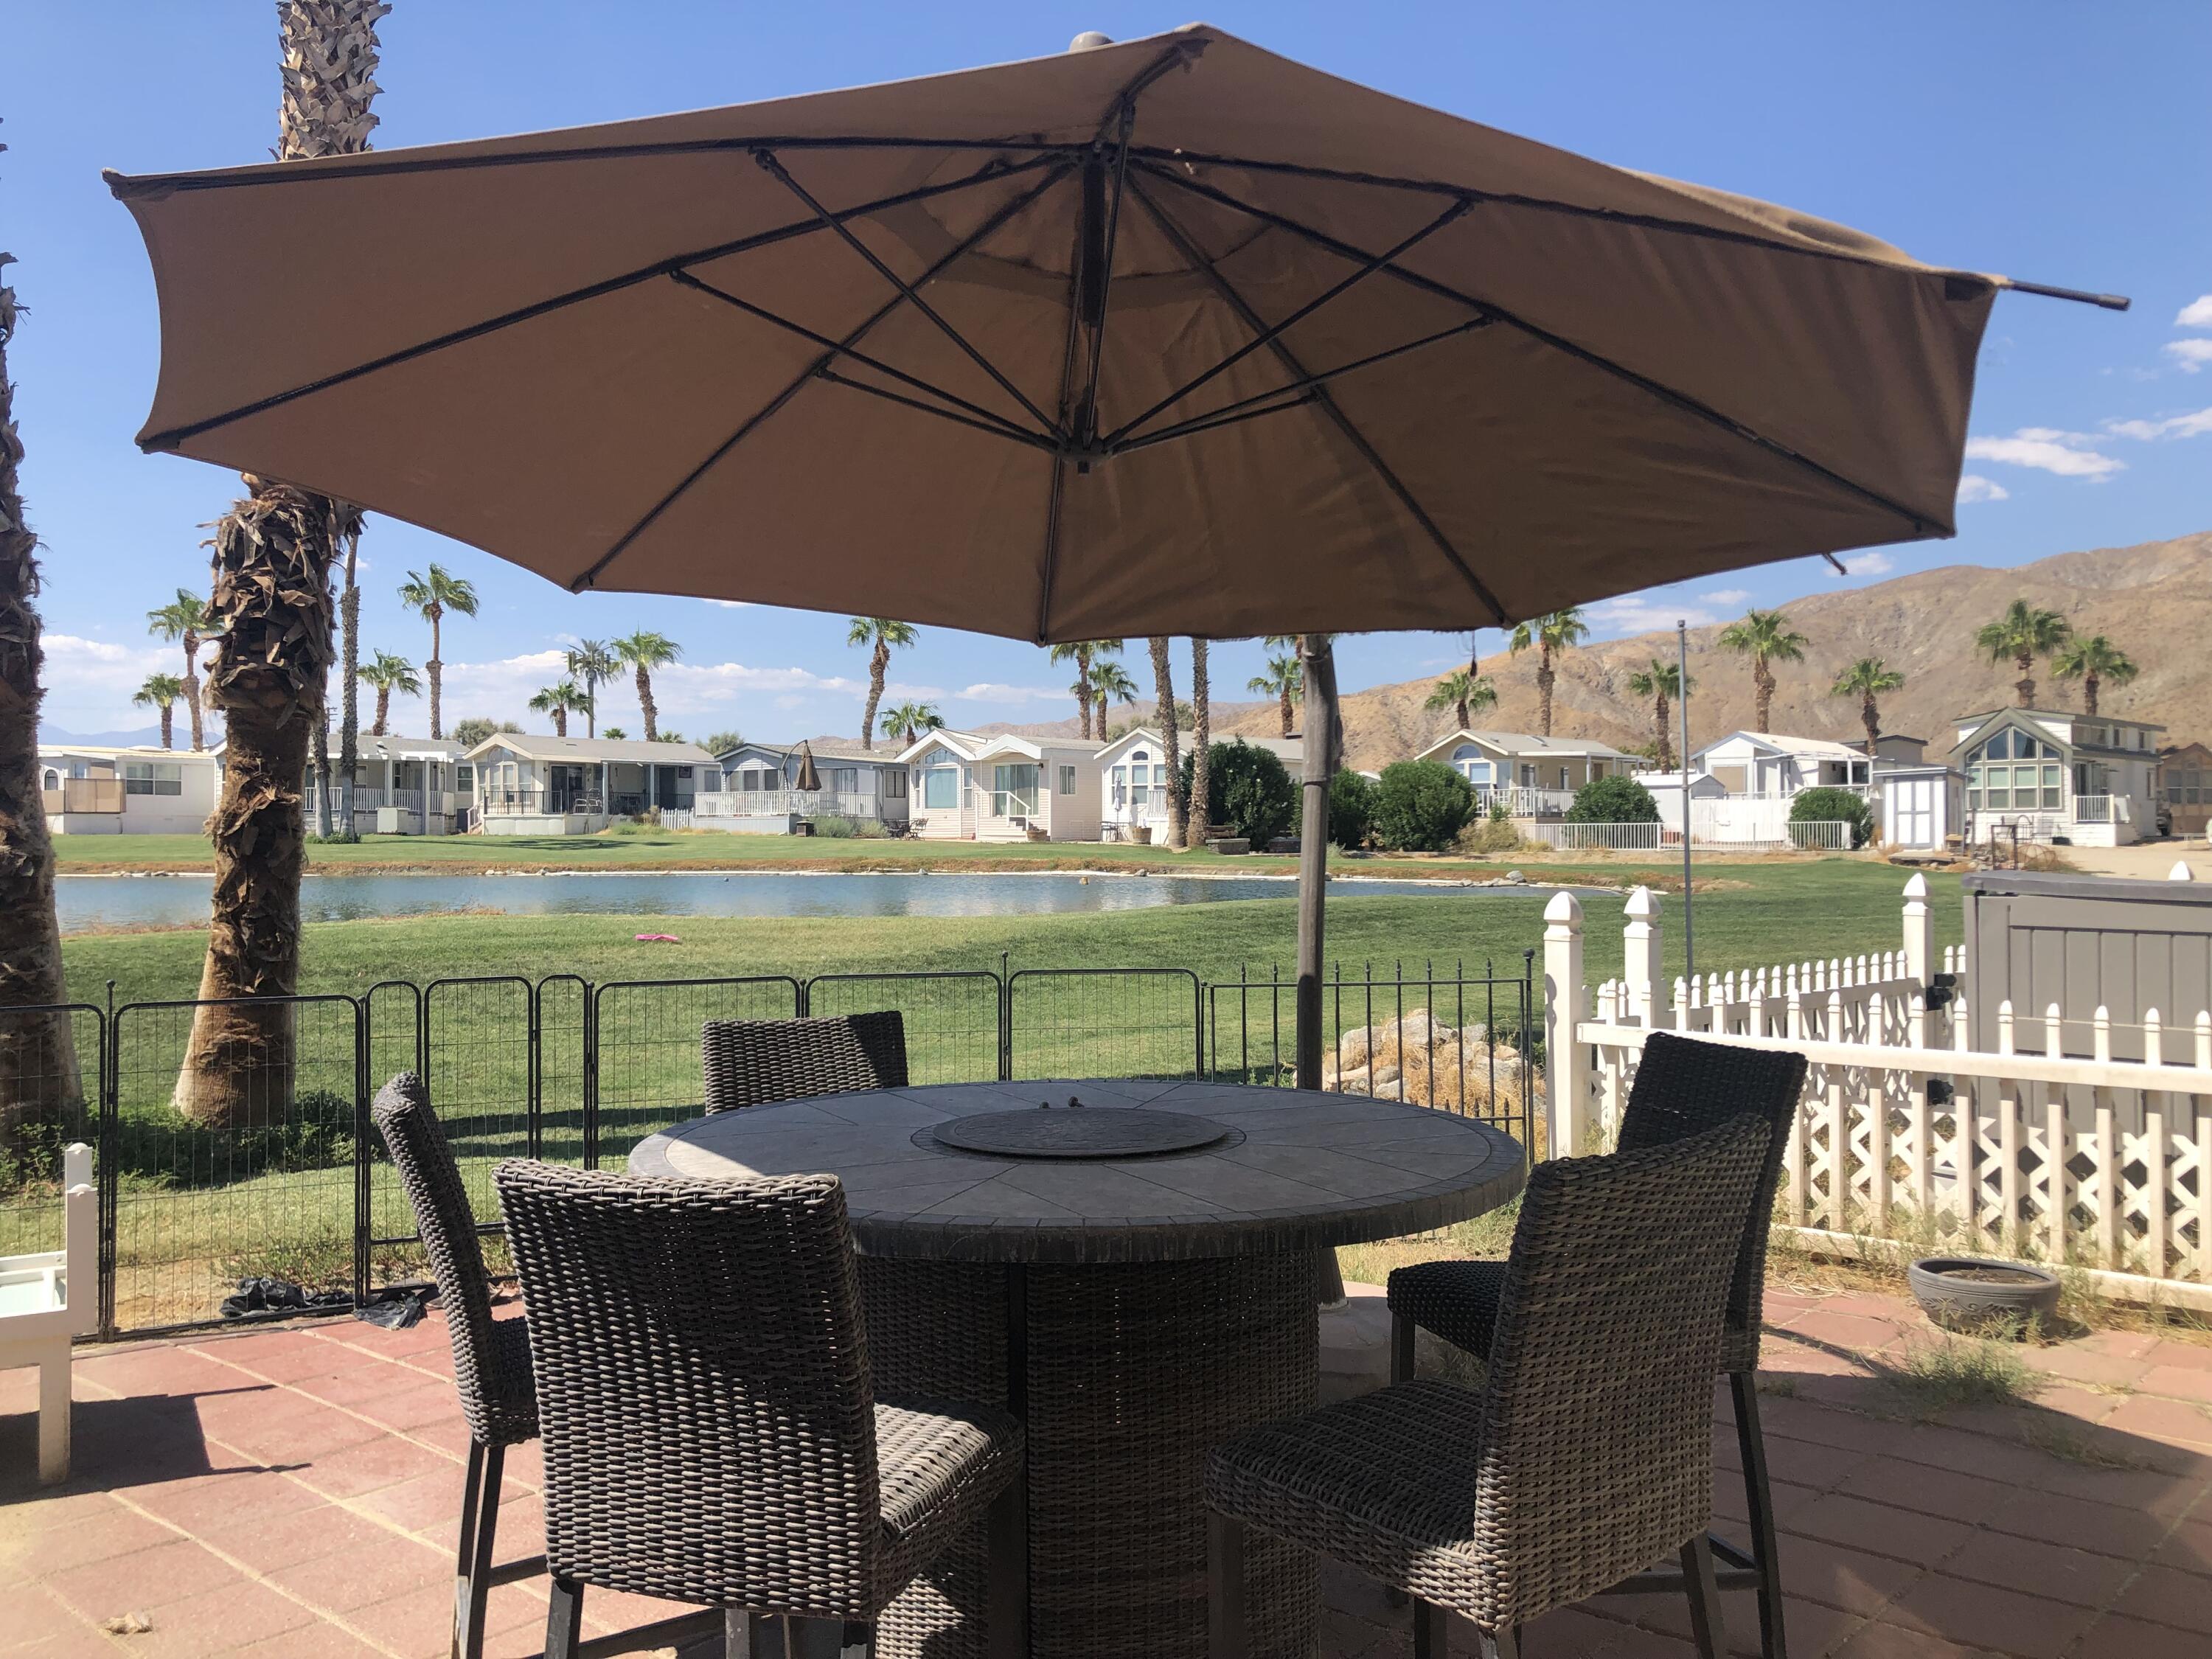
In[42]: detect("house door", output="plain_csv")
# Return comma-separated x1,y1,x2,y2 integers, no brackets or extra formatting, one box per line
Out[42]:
1887,777,1935,848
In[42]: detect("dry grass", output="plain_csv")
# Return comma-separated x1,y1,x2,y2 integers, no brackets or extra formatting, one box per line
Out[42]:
1887,1329,2039,1416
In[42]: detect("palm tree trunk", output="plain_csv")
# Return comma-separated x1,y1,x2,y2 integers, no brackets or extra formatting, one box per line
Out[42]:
1189,639,1211,846
175,485,335,1127
862,640,888,750
2083,673,2100,717
427,610,443,739
1537,647,1555,737
160,706,174,749
1148,638,1186,849
1862,694,1880,754
373,686,389,736
335,515,360,838
1075,644,1093,741
1654,693,1673,771
637,665,658,742
0,266,83,1156
1455,695,1470,729
181,630,206,752
1753,658,1774,734
583,672,596,737
312,707,333,838
2015,651,2034,708
1095,686,1109,737
1279,684,1293,737
553,707,567,738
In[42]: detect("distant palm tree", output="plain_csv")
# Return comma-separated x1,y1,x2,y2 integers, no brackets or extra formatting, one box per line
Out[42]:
1508,608,1590,737
881,700,945,746
1189,639,1211,843
1091,660,1140,737
1424,668,1497,733
1625,659,1691,771
2050,634,2138,717
1717,608,1809,734
397,563,479,739
1147,639,1187,846
145,588,217,751
1246,654,1304,737
355,651,420,736
613,630,681,741
1830,658,1906,754
703,729,744,756
847,617,919,749
565,639,617,738
133,673,186,750
1048,638,1124,739
600,726,627,741
1975,599,2071,709
529,680,590,737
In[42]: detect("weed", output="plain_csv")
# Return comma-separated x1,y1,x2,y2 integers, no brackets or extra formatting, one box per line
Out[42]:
2017,1416,2154,1470
1887,1332,2038,1417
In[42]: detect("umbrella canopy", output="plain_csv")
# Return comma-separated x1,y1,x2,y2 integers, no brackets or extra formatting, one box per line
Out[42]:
792,740,823,793
109,23,2036,644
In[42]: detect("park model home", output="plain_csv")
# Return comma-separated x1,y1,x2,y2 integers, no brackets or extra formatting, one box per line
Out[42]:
466,734,721,834
698,739,911,834
1955,707,2165,848
1413,729,1641,818
1096,728,1303,839
2163,741,2211,840
1688,731,1885,798
37,744,220,834
902,729,1102,841
302,734,475,835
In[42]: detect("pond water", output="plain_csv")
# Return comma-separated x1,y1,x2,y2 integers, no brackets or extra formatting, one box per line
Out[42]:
55,870,1579,934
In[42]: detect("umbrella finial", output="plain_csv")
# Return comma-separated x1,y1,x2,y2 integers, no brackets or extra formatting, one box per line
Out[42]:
1068,31,1114,51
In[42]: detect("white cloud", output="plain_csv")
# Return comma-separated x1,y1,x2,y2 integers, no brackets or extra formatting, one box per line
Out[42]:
1962,428,2126,479
42,634,147,700
1955,474,2010,504
2177,294,2212,327
1700,588,1750,606
1830,550,1896,577
2104,406,2212,442
2163,339,2212,373
953,683,1071,705
1587,596,1717,636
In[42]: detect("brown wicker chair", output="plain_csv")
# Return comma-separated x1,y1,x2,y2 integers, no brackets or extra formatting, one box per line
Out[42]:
493,1159,1027,1659
700,1010,909,1113
369,1073,543,1659
1208,1116,1773,1659
1385,1030,1809,1658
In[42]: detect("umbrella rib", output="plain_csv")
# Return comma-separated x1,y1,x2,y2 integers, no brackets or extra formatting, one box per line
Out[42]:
754,147,1062,439
570,164,1073,593
1137,161,1941,538
136,154,1049,453
1100,195,1474,448
1035,168,1093,645
669,269,1051,445
1128,175,1511,628
813,370,1059,450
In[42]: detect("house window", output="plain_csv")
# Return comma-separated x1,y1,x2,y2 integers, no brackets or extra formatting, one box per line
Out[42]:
883,769,907,800
123,762,183,797
456,765,473,792
828,767,858,793
1129,751,1151,807
1059,765,1077,796
994,763,1038,815
41,768,58,790
1557,766,1570,790
2041,765,2060,809
1518,763,1536,787
924,765,959,810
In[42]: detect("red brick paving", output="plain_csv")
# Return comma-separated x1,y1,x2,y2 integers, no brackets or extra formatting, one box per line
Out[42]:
1,1285,2209,1657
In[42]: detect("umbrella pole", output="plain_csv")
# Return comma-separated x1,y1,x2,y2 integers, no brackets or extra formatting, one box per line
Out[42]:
1296,636,1346,1307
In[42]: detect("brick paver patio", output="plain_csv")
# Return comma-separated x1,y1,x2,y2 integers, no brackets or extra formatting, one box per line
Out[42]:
3,1284,2208,1658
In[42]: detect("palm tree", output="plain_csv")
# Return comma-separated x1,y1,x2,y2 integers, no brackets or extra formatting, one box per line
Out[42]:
1189,639,1212,843
1046,638,1125,739
600,726,627,741
1507,608,1590,737
331,501,364,842
1247,654,1304,737
133,674,187,749
846,618,919,749
178,1,385,1128
1975,599,2072,709
1830,658,1906,754
1716,608,1810,734
146,588,217,752
529,680,589,737
397,563,478,740
565,639,616,737
2051,634,2138,717
1424,668,1497,733
613,631,681,742
1091,660,1140,737
1147,639,1187,847
356,651,420,736
1624,659,1691,771
0,253,80,1154
881,700,945,746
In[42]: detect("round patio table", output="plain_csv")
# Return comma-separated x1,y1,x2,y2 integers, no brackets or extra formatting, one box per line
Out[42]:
629,1077,1524,1659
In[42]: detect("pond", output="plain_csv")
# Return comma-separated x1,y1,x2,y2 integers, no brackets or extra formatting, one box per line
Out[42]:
54,870,1582,934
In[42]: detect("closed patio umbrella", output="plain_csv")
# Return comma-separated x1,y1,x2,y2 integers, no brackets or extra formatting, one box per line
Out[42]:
792,740,823,794
108,23,2118,1089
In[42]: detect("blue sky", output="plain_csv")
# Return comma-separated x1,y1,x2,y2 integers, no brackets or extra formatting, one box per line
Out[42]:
9,2,2208,740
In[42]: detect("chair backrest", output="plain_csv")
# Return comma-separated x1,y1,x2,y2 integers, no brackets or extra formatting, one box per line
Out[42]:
1472,1116,1771,1628
493,1161,882,1615
700,1010,908,1113
1618,1030,1808,1366
371,1073,515,1444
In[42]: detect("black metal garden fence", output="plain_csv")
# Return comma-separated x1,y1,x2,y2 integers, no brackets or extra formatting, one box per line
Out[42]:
0,952,1537,1338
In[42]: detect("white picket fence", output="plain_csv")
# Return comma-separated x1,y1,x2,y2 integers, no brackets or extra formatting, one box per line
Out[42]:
1521,817,1854,853
1541,876,2212,1304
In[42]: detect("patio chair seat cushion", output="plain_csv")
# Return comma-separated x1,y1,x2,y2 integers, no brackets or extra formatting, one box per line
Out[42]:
1387,1257,1756,1377
872,1397,1024,1597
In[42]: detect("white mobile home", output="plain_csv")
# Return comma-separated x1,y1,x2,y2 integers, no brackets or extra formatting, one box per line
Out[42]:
38,745,220,835
700,738,911,833
1953,708,2165,849
1688,731,1874,799
903,729,1102,842
303,734,475,835
467,734,721,835
1412,729,1641,818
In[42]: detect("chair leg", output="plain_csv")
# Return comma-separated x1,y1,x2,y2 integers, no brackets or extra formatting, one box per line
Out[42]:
1207,1511,1247,1659
1391,1309,1416,1384
38,1349,71,1486
543,1575,585,1659
1477,1624,1521,1659
986,1477,1029,1659
453,1440,504,1659
1411,1599,1450,1659
1732,1371,1789,1659
786,1618,872,1658
729,1612,785,1658
1681,1534,1728,1659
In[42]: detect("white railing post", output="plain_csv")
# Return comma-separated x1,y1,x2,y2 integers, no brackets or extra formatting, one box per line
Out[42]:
1623,886,1662,1026
2171,860,2197,882
1902,872,1935,1037
2199,1012,2212,1283
2094,1007,2118,1270
2145,1010,2168,1280
1542,891,1590,1158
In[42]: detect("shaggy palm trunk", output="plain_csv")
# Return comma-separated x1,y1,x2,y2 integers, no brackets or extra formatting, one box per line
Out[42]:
2082,674,2100,717
862,641,888,750
1537,649,1555,736
159,706,174,749
182,630,205,751
335,515,361,838
1753,659,1775,733
372,686,389,736
1147,638,1185,848
1278,684,1293,737
0,259,83,1157
312,710,333,838
1455,697,1470,729
1189,639,1211,844
175,486,335,1127
2014,653,2034,708
636,666,659,742
552,707,568,738
1075,645,1093,740
425,609,444,739
1653,692,1674,771
1861,695,1880,754
1094,687,1109,738
582,672,597,737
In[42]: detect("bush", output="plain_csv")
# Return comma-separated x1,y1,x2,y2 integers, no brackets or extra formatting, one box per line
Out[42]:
808,814,889,839
1371,760,1476,852
1565,774,1660,824
1178,741,1298,845
1328,770,1376,849
1459,817,1525,855
1790,785,1876,850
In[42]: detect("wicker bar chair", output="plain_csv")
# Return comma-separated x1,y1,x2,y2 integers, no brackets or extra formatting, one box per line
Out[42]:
1385,1031,1809,1658
370,1074,543,1659
493,1160,1028,1659
1208,1116,1773,1659
701,1010,908,1113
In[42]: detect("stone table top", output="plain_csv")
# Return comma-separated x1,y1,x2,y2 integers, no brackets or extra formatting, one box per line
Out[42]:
627,1078,1526,1264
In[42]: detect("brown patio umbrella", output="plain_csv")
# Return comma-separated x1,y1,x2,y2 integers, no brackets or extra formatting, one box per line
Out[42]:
792,741,823,793
107,24,2117,1085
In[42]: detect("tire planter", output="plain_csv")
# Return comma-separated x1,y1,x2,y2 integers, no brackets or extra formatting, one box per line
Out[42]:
1908,1256,2061,1334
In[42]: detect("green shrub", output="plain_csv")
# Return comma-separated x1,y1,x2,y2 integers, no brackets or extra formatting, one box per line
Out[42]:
1790,785,1875,849
811,814,858,838
1460,817,1524,855
1371,760,1476,852
1565,774,1660,824
1328,770,1376,849
1178,741,1298,845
